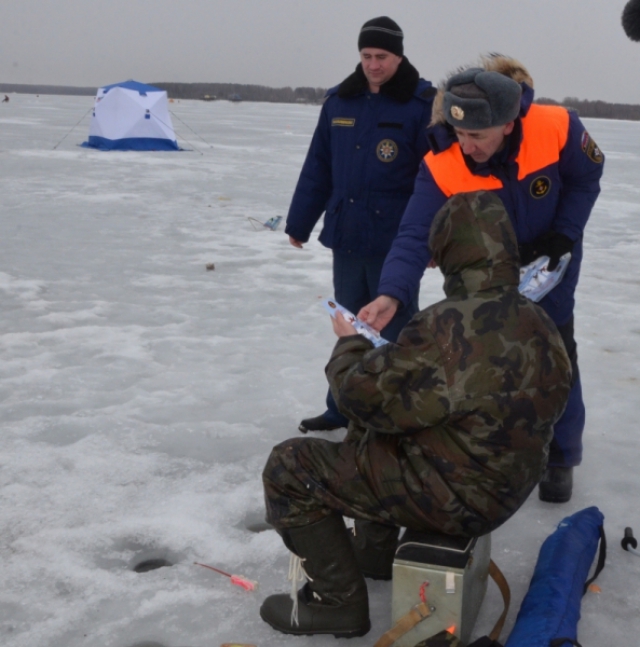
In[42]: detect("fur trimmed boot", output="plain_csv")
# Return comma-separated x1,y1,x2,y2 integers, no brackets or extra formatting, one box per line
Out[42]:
259,514,370,637
351,520,400,580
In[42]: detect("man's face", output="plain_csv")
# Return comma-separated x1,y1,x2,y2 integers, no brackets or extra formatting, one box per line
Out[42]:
360,48,402,91
453,122,515,163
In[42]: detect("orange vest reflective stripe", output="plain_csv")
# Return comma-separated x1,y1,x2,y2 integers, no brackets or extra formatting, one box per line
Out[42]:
424,105,570,198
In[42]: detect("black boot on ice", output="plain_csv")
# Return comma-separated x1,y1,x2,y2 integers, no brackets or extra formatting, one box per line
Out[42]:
259,514,370,637
350,519,400,580
539,466,573,503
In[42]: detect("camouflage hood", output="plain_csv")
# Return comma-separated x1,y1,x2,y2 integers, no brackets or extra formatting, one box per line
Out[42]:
429,191,520,298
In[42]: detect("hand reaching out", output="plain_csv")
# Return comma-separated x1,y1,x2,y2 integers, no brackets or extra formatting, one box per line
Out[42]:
357,296,399,332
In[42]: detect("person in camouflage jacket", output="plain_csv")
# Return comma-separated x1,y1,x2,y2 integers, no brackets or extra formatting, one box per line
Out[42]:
259,191,571,637
264,190,571,536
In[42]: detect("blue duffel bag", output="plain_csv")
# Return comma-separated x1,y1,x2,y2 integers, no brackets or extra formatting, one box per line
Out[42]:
504,506,606,647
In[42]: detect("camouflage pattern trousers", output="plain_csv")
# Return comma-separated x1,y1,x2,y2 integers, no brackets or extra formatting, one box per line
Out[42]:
263,429,474,533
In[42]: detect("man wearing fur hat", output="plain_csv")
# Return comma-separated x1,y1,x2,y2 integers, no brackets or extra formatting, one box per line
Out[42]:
361,55,604,503
284,16,435,434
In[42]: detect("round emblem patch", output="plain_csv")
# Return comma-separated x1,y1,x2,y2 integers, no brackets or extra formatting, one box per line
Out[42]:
377,139,398,162
530,176,551,199
450,105,465,121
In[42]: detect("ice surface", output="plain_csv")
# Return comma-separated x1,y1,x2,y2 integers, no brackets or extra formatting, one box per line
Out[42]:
1,95,639,647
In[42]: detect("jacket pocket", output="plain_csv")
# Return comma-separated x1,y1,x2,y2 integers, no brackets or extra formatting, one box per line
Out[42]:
319,197,344,248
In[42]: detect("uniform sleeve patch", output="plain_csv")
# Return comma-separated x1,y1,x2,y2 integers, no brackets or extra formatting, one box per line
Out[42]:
332,118,356,127
581,131,604,164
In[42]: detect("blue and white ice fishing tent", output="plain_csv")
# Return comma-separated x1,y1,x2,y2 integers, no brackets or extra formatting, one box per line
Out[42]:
82,80,179,151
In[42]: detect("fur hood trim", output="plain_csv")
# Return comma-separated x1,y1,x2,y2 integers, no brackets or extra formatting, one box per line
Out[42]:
430,55,533,126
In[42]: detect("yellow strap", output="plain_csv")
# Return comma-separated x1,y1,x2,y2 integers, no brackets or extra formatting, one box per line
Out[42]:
373,602,432,647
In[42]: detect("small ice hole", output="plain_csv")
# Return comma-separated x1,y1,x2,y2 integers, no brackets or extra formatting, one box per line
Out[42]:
133,558,173,573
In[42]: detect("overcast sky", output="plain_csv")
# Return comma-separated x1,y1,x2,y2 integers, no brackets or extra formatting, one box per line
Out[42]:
2,0,639,104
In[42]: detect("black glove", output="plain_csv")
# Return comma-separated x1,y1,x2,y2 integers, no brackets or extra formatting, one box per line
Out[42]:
518,231,574,271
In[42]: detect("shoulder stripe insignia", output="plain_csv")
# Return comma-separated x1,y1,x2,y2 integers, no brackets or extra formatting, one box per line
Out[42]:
332,118,356,127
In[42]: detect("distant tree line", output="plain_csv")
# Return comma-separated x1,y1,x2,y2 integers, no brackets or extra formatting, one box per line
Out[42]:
536,97,640,121
152,82,327,104
0,82,328,104
2,82,640,118
0,83,95,96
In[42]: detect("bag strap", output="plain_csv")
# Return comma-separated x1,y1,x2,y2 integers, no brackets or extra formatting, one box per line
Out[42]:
487,559,511,642
582,524,606,595
373,602,432,647
466,560,510,646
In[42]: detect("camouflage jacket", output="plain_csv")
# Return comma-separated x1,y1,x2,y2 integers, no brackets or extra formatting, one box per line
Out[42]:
326,192,572,533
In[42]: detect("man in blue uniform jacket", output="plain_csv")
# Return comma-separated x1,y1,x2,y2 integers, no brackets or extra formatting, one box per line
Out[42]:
360,55,604,503
285,16,435,433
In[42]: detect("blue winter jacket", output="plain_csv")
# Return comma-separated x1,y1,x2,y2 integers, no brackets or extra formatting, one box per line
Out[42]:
285,59,435,256
378,83,604,326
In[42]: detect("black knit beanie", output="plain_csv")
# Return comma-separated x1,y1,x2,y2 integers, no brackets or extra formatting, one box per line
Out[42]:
358,16,404,56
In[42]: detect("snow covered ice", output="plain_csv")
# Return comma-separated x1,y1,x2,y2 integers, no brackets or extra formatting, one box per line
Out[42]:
1,94,639,647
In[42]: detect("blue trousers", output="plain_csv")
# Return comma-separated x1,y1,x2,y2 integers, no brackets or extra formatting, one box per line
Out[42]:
548,317,584,467
322,251,420,426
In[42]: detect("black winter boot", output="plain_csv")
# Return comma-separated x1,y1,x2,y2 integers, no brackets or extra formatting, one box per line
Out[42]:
539,466,573,503
259,514,370,637
350,520,400,580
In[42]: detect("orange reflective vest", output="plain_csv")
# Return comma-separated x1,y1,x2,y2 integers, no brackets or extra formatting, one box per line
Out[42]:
424,105,570,197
